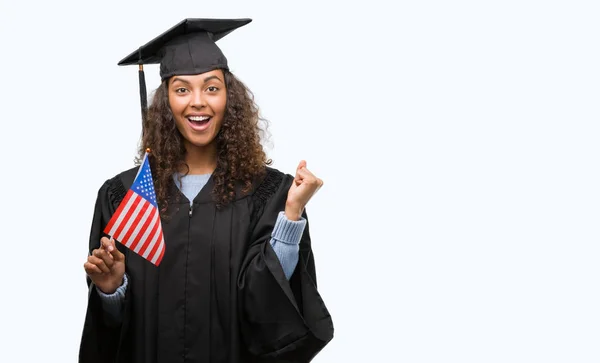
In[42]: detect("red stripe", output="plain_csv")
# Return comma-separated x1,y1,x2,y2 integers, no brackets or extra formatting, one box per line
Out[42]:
129,207,157,251
113,194,142,242
112,194,140,240
147,230,164,263
121,200,150,246
104,190,134,235
155,242,166,266
138,214,160,256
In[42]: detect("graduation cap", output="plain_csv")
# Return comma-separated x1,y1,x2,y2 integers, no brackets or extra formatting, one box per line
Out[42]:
118,18,252,125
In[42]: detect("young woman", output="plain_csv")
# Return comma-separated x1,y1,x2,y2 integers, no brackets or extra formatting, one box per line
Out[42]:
79,18,333,363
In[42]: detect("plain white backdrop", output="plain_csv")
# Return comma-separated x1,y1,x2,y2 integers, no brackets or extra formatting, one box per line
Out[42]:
0,0,599,362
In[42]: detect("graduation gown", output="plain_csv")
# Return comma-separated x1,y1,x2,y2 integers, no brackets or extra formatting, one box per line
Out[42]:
79,167,333,363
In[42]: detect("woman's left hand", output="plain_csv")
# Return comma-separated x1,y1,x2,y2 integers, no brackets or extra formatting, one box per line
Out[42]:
285,160,323,221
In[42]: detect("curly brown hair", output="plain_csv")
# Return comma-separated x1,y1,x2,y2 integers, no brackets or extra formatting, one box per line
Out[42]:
136,70,271,214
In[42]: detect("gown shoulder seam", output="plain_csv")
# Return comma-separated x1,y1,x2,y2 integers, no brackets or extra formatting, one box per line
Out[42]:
104,166,137,209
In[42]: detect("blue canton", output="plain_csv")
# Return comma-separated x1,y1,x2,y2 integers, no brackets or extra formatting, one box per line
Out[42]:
131,157,158,207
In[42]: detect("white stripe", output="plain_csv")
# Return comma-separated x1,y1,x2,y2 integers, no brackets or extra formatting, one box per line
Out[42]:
124,200,153,247
115,195,144,242
142,217,162,259
150,238,165,264
107,193,137,237
134,209,158,254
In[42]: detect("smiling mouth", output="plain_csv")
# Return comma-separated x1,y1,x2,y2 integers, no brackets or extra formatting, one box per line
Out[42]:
187,115,211,126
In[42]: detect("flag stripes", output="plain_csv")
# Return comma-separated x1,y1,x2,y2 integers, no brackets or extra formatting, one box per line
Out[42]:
103,152,165,266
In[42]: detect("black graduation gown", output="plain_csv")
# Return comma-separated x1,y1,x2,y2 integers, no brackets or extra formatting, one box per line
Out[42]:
79,167,333,363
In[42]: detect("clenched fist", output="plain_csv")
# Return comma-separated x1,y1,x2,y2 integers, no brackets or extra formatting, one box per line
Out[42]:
285,160,324,221
84,237,126,294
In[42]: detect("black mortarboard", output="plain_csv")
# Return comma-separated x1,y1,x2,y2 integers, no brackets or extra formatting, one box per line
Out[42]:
118,18,252,126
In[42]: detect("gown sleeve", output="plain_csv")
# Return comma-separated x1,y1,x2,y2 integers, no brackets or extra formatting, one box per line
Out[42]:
238,170,334,362
79,177,132,363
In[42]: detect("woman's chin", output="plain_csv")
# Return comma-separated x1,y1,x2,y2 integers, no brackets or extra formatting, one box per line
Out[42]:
184,136,217,150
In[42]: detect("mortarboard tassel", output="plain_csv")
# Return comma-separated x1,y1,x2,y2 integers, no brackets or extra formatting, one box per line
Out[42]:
138,48,148,134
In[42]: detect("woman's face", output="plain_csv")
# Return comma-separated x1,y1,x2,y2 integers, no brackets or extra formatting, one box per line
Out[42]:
168,69,227,150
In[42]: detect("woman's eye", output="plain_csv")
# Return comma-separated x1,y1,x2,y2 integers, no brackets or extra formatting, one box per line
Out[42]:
175,88,188,93
207,86,219,92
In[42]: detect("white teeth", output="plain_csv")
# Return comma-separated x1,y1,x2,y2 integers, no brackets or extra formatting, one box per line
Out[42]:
188,116,210,121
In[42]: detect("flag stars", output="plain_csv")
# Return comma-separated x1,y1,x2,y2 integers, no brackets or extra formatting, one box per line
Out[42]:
131,163,158,206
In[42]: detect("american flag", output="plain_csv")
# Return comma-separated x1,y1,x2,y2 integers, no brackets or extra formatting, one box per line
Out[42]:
103,152,165,266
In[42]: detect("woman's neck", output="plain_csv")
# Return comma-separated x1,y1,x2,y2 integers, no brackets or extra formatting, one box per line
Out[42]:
182,142,217,175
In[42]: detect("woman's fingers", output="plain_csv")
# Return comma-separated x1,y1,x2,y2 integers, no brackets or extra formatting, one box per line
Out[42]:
105,238,125,262
88,254,110,274
93,247,114,269
296,166,324,189
297,160,307,172
83,261,103,275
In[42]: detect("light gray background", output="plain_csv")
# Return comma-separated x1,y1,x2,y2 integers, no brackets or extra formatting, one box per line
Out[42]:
0,0,598,362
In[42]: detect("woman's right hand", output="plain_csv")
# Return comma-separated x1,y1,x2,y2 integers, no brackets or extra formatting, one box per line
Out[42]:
84,237,126,294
